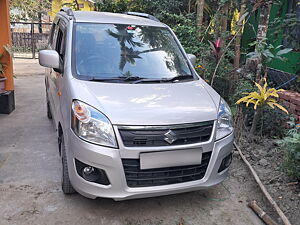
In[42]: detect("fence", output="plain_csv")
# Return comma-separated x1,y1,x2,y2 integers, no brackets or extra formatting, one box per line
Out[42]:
11,22,52,59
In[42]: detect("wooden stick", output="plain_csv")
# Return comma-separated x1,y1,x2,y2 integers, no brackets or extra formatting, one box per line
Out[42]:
249,200,278,225
234,142,292,225
286,182,298,186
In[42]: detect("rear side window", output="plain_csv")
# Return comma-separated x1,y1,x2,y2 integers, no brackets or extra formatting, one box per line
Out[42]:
48,23,56,47
56,28,65,60
51,25,59,50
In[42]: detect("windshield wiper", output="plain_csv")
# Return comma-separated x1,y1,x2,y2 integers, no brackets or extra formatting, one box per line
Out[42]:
164,74,194,82
133,75,194,84
86,76,145,82
132,78,168,84
87,77,122,82
118,76,145,81
86,75,194,83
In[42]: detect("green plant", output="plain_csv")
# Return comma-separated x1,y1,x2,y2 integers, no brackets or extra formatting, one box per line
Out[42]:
0,44,12,77
256,107,290,138
236,78,288,134
94,0,129,13
247,39,293,78
279,119,300,180
270,13,300,51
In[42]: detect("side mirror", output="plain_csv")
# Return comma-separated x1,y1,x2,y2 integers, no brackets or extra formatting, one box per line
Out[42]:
39,50,60,69
187,54,196,67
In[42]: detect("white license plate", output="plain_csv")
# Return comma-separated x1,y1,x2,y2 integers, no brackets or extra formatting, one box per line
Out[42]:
140,149,202,170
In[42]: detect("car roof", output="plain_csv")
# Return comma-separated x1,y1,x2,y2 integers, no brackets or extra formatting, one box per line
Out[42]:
71,11,166,27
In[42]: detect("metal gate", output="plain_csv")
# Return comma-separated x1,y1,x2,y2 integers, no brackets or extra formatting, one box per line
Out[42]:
11,22,52,59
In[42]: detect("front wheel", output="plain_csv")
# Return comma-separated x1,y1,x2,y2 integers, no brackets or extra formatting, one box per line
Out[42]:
47,100,52,119
46,91,52,120
60,135,76,194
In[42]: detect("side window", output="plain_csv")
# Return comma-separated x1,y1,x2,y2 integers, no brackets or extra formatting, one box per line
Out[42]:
55,28,65,60
51,25,60,50
48,23,56,46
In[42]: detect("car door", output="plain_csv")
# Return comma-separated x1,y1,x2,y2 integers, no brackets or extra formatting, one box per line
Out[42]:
48,19,66,126
46,20,59,124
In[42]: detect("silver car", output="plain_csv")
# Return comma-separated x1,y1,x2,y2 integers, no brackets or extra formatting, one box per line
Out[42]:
39,8,234,200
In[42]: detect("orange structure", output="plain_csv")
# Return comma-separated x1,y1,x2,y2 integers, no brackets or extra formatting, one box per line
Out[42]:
0,0,15,113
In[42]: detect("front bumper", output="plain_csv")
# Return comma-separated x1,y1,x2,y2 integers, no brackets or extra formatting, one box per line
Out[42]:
65,126,234,200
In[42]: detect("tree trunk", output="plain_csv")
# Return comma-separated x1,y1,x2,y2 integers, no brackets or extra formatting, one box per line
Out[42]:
255,1,273,81
250,109,261,135
196,0,205,37
256,63,263,83
256,2,272,42
233,0,247,82
221,2,229,33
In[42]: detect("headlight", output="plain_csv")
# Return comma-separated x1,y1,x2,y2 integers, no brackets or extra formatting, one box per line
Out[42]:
71,100,117,148
216,98,233,140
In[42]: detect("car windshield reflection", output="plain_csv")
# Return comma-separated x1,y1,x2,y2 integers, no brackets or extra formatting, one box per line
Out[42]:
73,23,193,82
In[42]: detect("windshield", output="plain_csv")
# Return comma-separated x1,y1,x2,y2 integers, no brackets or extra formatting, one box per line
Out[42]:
73,23,194,81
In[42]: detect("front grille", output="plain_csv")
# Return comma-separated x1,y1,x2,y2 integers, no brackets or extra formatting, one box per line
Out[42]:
122,151,212,187
118,121,214,147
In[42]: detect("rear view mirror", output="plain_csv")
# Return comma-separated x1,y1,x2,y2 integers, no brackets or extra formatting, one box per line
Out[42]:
39,50,60,69
187,54,196,67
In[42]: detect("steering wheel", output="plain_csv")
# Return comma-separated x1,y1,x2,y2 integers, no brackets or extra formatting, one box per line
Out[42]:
78,55,111,74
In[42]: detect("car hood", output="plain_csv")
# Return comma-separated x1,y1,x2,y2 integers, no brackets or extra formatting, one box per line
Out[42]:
75,80,220,125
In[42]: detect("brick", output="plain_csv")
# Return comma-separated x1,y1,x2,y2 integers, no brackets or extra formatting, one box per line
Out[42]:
282,91,300,101
278,91,288,100
289,104,296,114
282,95,291,101
291,98,300,106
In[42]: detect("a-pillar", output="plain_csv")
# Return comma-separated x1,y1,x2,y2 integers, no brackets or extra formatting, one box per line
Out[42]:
0,0,15,114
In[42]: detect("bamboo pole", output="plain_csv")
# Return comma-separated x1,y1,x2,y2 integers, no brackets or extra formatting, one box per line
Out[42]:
221,2,229,33
234,142,292,225
248,200,278,225
196,0,205,38
233,0,247,81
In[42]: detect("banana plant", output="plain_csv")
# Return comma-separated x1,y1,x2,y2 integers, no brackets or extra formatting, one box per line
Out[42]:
236,78,288,134
247,39,293,79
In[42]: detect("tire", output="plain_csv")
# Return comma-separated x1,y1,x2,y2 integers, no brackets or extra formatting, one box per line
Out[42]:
47,100,52,119
61,135,76,194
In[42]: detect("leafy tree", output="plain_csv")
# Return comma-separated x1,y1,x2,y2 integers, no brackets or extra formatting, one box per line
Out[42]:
10,0,51,22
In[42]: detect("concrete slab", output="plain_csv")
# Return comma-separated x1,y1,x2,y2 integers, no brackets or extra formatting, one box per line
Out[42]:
13,58,45,76
0,60,264,225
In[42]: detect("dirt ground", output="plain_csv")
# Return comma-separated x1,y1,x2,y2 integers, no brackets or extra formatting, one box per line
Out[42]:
239,138,300,225
0,59,296,225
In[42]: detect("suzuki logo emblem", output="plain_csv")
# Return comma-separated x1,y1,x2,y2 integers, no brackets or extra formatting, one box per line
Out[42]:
164,130,177,144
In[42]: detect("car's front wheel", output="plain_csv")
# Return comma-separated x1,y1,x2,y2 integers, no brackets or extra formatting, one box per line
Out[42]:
46,91,52,119
47,100,52,119
60,135,76,194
